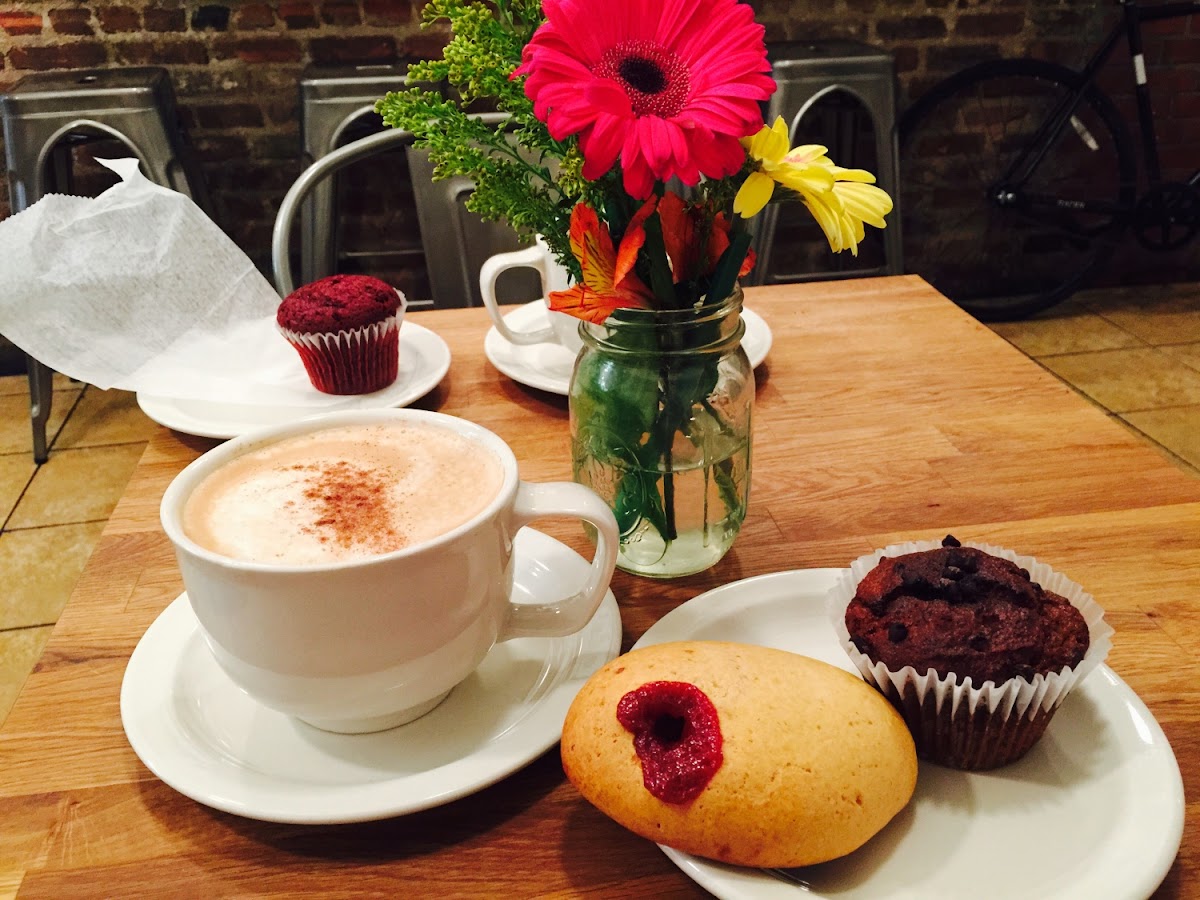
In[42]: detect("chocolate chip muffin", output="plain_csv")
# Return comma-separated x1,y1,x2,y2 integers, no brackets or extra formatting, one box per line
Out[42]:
844,535,1090,686
830,536,1111,770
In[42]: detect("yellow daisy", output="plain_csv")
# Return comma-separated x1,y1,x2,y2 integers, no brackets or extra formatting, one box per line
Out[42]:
734,117,834,218
736,117,894,256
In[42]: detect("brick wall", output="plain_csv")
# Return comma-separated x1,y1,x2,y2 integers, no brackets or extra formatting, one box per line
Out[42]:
1,0,1198,299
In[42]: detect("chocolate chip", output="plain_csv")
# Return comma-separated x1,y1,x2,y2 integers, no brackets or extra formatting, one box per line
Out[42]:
865,597,890,616
969,634,989,651
850,636,870,654
1018,567,1031,580
944,565,964,581
945,549,976,573
887,623,908,643
942,534,962,548
1007,583,1036,608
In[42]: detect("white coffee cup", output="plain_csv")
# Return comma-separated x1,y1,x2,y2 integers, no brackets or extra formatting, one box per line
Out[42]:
160,408,618,735
479,238,584,353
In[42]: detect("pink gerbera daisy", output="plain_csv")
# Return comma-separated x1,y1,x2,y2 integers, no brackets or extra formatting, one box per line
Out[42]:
513,0,776,199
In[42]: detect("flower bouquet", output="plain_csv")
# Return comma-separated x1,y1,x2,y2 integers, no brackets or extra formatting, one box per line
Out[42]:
378,0,892,575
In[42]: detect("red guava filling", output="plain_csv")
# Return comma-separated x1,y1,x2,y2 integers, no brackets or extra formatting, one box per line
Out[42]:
616,680,723,804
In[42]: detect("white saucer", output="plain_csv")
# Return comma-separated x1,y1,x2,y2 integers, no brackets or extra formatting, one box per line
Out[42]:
120,528,621,824
136,321,451,439
633,569,1183,900
484,302,773,395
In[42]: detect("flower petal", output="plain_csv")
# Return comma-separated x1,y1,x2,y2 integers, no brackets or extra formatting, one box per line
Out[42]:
548,285,649,323
836,181,894,228
734,171,775,218
568,204,618,292
557,203,653,321
580,114,626,180
783,144,830,166
614,196,658,285
744,116,790,165
585,77,634,118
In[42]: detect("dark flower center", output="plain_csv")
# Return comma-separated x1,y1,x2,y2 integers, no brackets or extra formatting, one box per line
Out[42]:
619,57,667,94
596,40,690,119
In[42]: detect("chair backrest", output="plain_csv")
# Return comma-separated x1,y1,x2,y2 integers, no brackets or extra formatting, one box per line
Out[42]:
272,113,537,307
406,143,537,308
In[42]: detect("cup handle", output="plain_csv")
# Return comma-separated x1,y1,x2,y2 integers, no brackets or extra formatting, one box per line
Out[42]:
479,245,556,345
499,482,619,639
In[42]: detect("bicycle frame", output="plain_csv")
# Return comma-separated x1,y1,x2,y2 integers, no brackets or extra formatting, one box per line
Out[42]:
1005,0,1200,200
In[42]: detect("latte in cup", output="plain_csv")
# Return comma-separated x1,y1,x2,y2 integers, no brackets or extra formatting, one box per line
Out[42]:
161,407,619,733
182,421,505,565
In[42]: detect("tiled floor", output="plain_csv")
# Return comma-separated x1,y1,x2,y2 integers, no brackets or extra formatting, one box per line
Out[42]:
0,283,1198,726
988,282,1200,475
0,376,158,724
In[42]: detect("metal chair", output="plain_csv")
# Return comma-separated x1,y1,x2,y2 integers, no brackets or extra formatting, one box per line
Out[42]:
749,40,902,285
273,113,537,308
0,66,210,462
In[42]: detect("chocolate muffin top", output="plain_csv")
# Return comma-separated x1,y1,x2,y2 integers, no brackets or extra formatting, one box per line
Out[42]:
844,536,1089,686
277,275,401,334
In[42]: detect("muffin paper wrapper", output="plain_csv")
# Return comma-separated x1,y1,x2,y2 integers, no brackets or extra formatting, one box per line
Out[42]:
826,538,1113,768
278,316,400,395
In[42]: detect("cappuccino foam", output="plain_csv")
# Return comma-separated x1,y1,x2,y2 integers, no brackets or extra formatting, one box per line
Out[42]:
182,422,505,565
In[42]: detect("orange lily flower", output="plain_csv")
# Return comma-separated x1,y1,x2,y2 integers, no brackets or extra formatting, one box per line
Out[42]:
657,192,756,283
548,202,655,323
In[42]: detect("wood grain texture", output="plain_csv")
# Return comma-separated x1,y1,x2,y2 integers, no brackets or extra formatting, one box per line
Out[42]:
2,277,1198,898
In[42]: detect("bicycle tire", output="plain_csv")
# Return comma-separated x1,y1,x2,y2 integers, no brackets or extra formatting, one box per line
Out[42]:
899,59,1137,320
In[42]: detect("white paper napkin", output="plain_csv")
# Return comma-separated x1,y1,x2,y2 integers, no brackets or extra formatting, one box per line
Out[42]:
0,158,370,407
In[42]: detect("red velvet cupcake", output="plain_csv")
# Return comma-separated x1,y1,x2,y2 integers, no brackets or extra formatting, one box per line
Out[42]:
277,275,405,394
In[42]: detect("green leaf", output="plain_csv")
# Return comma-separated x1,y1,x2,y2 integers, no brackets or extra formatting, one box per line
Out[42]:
612,468,668,540
707,228,751,306
638,213,679,309
713,455,741,520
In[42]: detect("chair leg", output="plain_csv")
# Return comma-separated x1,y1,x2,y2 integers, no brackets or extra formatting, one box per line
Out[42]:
27,355,53,464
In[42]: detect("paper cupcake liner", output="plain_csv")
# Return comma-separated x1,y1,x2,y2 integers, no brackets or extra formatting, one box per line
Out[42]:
279,316,399,395
826,538,1113,769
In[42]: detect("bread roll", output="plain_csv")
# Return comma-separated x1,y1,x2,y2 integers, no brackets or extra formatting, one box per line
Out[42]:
560,640,917,868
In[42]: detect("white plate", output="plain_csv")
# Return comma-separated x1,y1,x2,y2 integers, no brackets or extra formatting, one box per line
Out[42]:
120,528,621,824
633,569,1183,900
136,321,451,439
484,302,773,395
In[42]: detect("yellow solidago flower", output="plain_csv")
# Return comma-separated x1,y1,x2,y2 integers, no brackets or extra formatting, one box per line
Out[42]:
735,116,894,256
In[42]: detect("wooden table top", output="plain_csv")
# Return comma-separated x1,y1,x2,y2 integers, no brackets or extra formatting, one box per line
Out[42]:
2,276,1198,898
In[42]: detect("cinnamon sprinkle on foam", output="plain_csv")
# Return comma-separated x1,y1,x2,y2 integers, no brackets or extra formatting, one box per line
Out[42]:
298,461,403,553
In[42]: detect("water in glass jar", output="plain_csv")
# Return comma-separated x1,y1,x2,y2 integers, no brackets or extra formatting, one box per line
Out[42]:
573,436,750,578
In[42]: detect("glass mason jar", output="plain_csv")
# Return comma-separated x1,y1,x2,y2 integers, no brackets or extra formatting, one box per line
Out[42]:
569,285,754,578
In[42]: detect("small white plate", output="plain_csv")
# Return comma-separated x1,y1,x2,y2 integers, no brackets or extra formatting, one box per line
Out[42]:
484,302,773,396
633,569,1183,900
120,528,621,824
136,321,451,440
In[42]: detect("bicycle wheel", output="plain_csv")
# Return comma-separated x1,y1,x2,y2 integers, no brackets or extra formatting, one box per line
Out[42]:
899,59,1136,320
